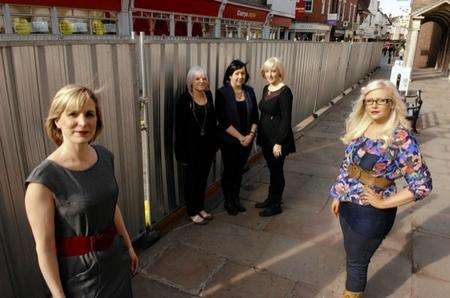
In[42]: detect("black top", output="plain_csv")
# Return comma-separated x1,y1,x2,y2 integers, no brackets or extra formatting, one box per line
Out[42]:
257,85,296,155
174,90,218,164
236,100,248,132
215,84,259,145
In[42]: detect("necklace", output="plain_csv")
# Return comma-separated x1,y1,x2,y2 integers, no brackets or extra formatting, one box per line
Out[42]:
191,101,208,136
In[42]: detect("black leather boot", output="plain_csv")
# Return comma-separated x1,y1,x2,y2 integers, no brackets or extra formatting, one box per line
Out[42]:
259,203,282,217
234,196,247,212
255,197,271,208
224,194,238,216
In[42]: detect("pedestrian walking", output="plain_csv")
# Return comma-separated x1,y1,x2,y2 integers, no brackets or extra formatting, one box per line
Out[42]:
25,85,138,298
255,57,296,217
388,46,393,64
215,59,258,216
174,66,217,225
329,80,432,298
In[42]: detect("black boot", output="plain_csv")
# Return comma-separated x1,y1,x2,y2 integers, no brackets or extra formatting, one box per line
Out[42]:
259,203,282,217
255,197,271,208
224,195,238,216
234,196,247,212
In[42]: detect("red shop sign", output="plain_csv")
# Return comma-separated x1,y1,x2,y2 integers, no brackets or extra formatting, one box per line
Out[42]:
223,4,268,23
271,16,292,28
295,0,305,18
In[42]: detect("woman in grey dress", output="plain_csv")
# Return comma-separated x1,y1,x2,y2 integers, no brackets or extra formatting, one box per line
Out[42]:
25,85,138,297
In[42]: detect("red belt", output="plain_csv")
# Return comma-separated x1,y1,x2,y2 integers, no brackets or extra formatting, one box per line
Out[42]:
56,226,117,257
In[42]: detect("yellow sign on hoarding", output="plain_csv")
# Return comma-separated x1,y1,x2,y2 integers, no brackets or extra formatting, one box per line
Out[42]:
92,20,105,35
59,19,74,35
13,18,32,35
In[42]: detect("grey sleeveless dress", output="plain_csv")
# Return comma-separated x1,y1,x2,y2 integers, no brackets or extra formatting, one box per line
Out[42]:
26,145,132,298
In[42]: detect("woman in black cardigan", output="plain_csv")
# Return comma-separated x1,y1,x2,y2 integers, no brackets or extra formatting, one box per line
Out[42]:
256,57,296,217
215,60,258,216
174,66,217,225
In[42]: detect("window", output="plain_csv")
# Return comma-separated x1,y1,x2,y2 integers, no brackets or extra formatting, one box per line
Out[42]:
58,8,117,35
10,5,51,34
304,0,313,13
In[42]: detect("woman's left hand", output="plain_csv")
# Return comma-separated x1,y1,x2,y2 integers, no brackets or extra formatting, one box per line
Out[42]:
273,144,282,158
128,247,139,274
360,186,385,209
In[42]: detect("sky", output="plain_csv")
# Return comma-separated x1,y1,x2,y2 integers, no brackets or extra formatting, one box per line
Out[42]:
379,0,411,17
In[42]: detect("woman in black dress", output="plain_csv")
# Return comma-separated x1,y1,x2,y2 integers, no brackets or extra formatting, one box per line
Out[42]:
215,60,258,216
174,66,217,225
25,85,138,297
256,57,296,217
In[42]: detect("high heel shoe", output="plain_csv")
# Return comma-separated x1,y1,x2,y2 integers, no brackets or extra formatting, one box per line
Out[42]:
190,215,208,225
199,210,213,220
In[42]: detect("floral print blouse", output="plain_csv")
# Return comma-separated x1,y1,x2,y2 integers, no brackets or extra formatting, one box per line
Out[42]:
330,127,432,204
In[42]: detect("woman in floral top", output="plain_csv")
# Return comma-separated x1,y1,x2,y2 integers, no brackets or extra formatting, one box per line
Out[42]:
329,80,432,298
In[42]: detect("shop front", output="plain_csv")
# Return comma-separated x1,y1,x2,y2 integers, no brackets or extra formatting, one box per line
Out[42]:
1,0,121,35
291,22,331,41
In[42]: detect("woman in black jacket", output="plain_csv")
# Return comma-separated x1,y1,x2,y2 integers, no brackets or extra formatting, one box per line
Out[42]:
215,60,258,216
174,66,217,225
256,57,296,217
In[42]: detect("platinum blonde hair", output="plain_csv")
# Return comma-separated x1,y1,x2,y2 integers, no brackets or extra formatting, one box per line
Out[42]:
260,57,285,80
341,79,410,146
186,65,208,94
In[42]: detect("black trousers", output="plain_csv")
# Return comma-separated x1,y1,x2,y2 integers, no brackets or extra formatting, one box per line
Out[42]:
220,143,252,200
182,149,215,217
262,147,286,205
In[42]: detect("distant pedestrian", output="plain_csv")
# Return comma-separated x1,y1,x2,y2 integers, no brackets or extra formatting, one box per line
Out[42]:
329,80,432,297
399,46,405,61
215,59,258,216
25,85,138,298
388,46,393,64
174,66,217,225
255,57,296,217
382,46,387,57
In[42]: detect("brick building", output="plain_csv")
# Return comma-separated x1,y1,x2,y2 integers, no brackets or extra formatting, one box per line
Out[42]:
404,0,450,74
0,0,296,39
290,0,360,42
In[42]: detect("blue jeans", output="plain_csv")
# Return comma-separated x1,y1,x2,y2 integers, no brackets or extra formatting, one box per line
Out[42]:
339,214,384,292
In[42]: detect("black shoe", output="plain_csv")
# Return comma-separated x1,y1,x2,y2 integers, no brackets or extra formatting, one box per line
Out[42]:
255,199,271,209
234,199,247,212
224,201,238,216
259,205,282,217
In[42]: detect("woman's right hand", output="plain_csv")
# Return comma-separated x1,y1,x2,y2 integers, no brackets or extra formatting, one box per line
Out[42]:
240,135,253,147
331,200,340,217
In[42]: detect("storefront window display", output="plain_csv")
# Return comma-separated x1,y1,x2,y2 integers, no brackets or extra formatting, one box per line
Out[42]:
221,19,239,38
58,8,116,35
10,5,51,34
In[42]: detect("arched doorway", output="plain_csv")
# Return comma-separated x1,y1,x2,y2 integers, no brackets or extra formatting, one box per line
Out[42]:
414,21,445,68
406,1,450,77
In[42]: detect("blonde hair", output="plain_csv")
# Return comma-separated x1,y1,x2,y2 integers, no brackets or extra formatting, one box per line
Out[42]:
341,79,410,146
45,85,103,146
260,57,285,80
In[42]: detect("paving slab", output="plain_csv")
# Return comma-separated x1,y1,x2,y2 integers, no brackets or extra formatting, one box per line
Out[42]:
214,200,272,231
412,273,450,298
201,262,295,297
263,208,342,247
177,220,274,266
255,233,346,287
412,231,450,283
133,274,194,298
365,247,412,298
141,242,227,295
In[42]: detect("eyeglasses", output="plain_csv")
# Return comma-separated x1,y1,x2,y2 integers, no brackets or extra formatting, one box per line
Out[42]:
363,98,391,106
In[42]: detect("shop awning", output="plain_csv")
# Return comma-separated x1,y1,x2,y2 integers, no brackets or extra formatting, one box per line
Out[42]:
271,15,293,28
223,3,268,23
2,0,121,11
133,0,220,17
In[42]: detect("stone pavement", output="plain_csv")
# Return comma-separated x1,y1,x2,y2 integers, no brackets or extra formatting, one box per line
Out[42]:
132,61,450,297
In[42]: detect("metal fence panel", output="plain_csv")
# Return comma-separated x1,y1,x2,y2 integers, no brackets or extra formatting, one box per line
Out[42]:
0,38,382,297
0,40,144,298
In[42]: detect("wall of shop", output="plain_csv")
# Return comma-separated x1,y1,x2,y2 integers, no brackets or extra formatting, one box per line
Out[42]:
0,37,382,297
